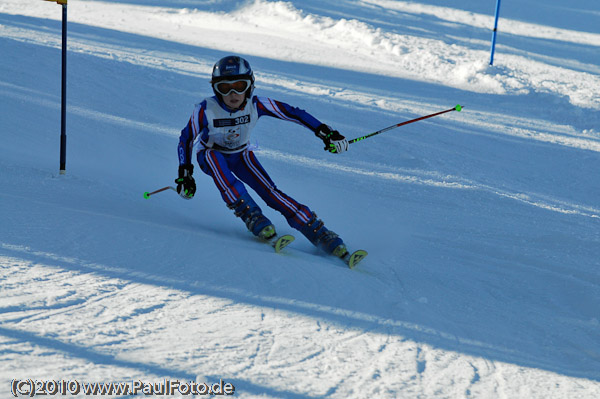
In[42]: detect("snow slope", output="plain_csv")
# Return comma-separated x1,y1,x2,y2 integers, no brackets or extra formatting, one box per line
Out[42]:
1,0,599,398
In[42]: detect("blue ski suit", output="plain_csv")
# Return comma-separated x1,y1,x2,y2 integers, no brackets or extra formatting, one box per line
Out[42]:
177,95,344,255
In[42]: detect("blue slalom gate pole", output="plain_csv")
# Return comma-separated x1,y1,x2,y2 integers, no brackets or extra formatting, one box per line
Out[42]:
489,0,501,65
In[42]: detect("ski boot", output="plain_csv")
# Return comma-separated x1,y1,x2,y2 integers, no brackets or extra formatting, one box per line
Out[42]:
229,193,276,240
300,213,348,258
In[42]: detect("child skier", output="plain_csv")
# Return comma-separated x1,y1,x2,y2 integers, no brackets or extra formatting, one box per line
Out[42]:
175,55,350,259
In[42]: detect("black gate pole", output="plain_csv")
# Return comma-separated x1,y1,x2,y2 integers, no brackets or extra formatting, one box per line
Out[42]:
59,1,67,174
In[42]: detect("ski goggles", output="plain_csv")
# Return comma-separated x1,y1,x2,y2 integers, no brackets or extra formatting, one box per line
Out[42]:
213,79,251,96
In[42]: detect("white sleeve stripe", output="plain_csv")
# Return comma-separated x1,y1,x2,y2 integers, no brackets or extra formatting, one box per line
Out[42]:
264,98,297,123
191,104,201,139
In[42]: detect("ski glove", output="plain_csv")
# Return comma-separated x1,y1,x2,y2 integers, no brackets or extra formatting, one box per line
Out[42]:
316,124,349,154
175,164,196,200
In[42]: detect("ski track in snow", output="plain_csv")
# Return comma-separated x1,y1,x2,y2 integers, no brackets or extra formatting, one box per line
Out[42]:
1,0,600,398
2,241,598,397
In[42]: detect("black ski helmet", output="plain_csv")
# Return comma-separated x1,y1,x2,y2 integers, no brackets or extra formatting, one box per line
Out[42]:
211,55,255,102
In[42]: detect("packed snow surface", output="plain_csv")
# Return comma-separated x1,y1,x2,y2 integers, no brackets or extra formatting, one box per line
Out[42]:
1,0,599,398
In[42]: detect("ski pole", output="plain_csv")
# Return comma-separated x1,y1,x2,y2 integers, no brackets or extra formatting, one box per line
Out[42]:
143,186,177,199
349,104,463,144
